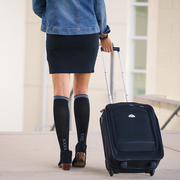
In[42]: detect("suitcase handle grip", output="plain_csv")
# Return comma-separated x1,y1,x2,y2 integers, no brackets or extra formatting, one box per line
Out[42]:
101,47,120,52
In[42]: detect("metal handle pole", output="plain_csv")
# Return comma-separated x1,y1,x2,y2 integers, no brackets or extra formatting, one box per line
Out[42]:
101,46,129,103
110,43,115,101
110,45,114,101
102,51,113,104
117,52,129,102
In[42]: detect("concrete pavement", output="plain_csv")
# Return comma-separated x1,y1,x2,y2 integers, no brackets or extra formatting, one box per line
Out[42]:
0,131,180,180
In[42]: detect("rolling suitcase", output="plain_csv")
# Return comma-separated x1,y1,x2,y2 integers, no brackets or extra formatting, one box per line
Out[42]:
100,47,164,177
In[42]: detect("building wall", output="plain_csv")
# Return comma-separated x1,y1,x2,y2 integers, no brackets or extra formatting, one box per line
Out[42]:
0,1,26,131
23,0,45,131
144,0,180,130
146,0,180,101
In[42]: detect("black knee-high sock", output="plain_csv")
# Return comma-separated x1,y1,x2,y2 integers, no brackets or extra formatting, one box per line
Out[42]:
74,94,90,145
54,96,69,151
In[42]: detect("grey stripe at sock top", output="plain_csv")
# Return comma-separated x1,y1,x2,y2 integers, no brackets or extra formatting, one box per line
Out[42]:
74,94,89,100
54,95,69,101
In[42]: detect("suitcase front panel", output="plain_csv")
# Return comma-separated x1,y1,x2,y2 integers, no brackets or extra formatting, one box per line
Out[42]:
110,105,157,152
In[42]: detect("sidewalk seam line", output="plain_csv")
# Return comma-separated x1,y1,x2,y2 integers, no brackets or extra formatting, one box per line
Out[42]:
164,146,180,153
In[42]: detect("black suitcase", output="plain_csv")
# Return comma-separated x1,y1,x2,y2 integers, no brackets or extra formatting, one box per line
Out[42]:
100,47,164,177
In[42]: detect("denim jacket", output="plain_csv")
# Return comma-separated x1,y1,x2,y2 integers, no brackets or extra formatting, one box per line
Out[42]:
32,0,110,35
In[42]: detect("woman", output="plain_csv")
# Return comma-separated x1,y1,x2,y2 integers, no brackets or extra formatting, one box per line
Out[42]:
32,0,113,170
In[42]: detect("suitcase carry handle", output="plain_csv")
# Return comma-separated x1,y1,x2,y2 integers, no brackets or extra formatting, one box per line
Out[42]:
101,46,129,103
101,47,120,52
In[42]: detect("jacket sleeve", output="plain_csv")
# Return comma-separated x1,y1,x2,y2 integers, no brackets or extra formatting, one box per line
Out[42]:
32,0,46,18
94,0,110,35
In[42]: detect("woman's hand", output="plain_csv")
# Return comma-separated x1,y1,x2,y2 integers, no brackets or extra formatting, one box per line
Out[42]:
100,35,113,53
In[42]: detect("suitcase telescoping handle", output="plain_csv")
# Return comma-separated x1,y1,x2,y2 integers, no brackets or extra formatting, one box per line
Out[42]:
101,47,129,103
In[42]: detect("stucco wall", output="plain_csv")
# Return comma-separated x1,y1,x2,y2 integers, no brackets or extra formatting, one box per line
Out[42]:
23,0,45,131
0,1,26,131
143,0,180,130
146,0,180,101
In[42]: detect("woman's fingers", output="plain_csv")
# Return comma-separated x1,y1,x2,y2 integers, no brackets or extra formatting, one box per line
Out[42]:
101,38,113,53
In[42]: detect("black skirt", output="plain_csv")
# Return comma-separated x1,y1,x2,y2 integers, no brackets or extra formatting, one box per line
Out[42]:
46,33,99,74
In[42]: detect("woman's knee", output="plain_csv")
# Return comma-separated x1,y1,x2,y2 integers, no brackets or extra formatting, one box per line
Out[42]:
52,73,70,97
73,73,91,96
73,88,88,96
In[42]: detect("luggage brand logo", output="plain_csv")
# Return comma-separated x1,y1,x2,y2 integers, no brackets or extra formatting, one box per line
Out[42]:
128,114,136,118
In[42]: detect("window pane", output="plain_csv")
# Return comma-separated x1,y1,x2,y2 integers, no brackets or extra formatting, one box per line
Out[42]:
134,40,147,69
135,0,148,2
133,73,146,97
134,6,148,36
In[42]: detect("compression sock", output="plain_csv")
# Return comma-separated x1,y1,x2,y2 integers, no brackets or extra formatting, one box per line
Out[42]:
54,96,69,151
74,94,90,145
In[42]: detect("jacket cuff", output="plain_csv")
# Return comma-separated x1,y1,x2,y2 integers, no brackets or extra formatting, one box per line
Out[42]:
100,25,111,35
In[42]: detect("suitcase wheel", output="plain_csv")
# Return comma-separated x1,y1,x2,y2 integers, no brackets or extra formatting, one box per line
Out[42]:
121,161,127,168
109,170,114,177
151,161,157,168
150,170,155,176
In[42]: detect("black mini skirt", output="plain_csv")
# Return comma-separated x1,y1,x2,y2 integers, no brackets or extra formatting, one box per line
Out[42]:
46,33,99,74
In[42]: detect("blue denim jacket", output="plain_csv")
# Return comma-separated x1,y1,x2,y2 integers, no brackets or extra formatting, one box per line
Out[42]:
32,0,110,35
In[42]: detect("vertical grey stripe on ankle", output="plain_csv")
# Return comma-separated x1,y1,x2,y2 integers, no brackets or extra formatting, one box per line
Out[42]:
54,96,69,101
74,94,89,100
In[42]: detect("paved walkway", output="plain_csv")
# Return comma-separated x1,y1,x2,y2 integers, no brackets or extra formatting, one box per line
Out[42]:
0,131,180,180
